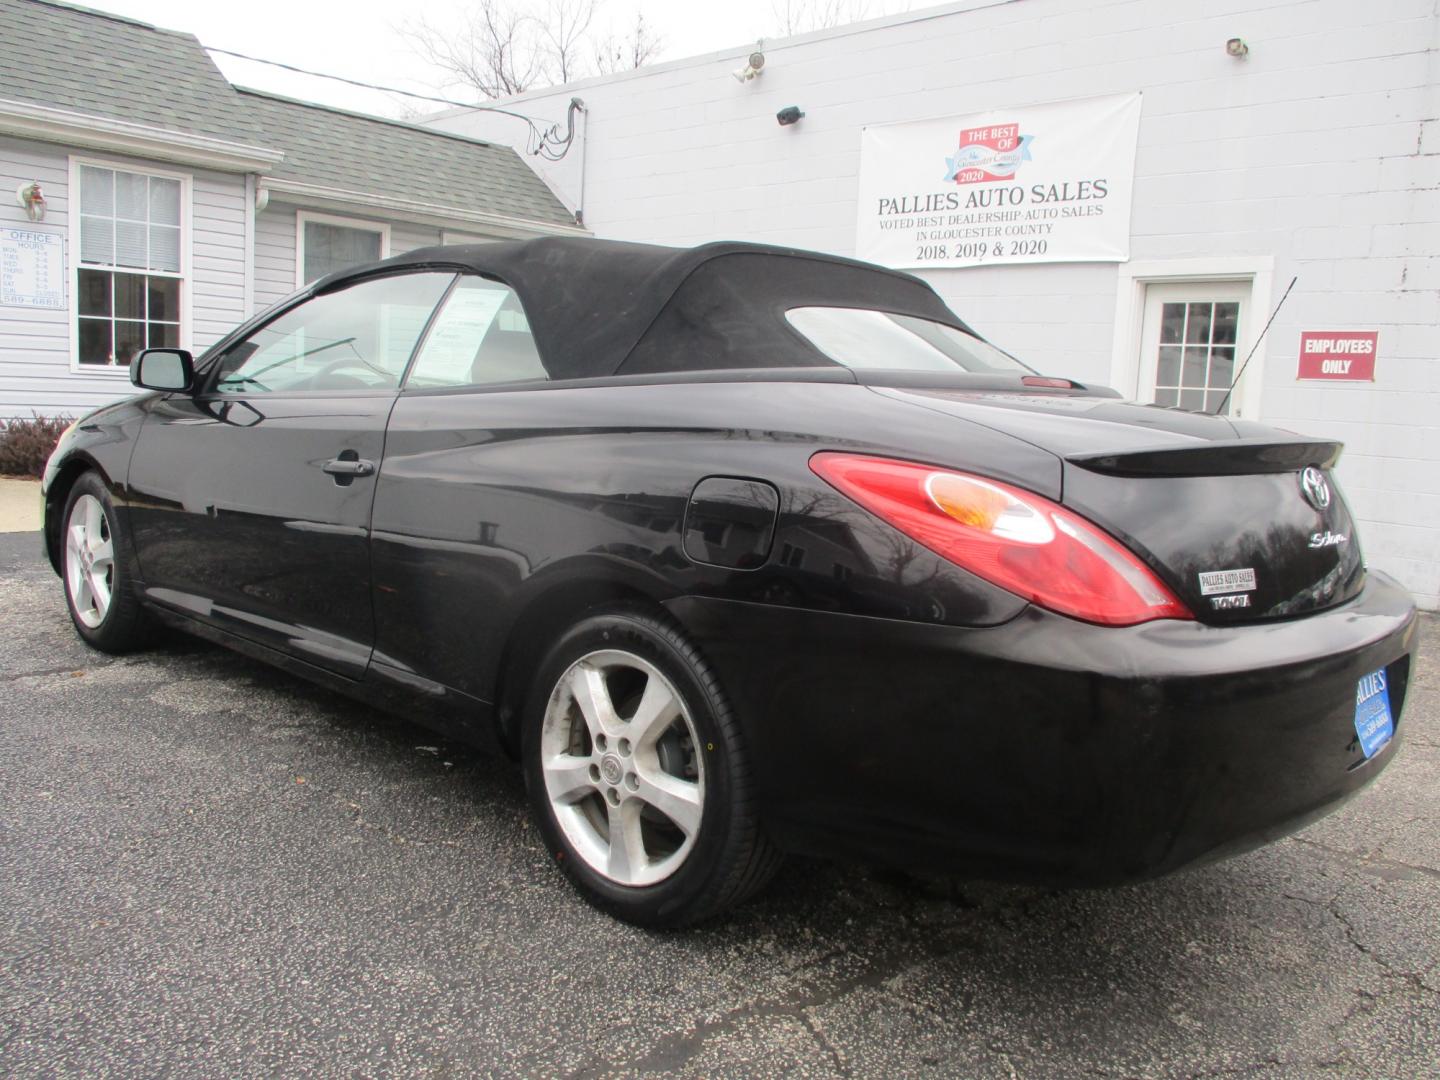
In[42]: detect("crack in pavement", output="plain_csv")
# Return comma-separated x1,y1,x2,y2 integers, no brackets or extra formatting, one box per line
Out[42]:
0,661,115,683
560,928,989,1078
1282,886,1440,997
798,1009,851,1077
1287,834,1440,883
549,882,1072,1078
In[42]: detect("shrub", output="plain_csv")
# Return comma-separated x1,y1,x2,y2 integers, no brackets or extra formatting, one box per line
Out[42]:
0,414,75,478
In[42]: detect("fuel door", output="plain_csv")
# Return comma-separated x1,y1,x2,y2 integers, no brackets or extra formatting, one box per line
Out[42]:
683,477,780,570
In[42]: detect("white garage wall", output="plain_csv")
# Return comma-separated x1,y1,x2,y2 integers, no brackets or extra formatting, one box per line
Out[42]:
428,0,1440,609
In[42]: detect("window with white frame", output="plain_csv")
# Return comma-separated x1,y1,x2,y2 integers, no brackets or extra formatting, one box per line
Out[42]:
75,163,184,368
299,213,387,285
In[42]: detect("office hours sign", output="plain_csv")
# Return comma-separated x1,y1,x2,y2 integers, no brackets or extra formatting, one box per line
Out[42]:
1,227,65,309
856,93,1142,270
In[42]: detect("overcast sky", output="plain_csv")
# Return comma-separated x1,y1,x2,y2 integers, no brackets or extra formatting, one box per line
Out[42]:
76,0,909,120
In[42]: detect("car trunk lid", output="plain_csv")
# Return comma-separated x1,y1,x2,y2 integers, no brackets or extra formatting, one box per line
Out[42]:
872,386,1366,624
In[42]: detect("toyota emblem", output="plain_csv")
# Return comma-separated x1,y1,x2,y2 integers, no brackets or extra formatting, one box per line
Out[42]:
1300,466,1331,511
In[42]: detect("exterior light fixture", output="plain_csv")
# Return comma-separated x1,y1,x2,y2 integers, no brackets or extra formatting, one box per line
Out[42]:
16,181,46,221
733,42,765,83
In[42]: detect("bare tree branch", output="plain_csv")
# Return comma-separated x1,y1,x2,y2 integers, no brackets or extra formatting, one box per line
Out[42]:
593,11,663,75
404,1,546,100
773,0,910,35
538,0,600,85
404,0,664,101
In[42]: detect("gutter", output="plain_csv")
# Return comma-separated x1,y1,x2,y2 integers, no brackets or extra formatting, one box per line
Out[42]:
256,177,589,238
0,98,283,173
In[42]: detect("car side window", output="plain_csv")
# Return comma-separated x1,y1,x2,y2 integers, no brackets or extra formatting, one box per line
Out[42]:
406,276,545,389
211,272,455,394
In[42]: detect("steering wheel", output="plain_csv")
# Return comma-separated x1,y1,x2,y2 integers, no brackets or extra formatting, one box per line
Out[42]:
310,355,394,388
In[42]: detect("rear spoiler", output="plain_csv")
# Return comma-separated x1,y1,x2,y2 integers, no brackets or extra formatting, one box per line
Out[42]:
852,370,1122,395
1068,436,1342,477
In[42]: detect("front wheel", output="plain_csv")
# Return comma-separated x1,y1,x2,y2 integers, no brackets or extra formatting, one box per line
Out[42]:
60,471,154,653
522,610,780,927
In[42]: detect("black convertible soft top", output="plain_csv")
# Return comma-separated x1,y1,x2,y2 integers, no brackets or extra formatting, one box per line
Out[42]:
317,237,973,381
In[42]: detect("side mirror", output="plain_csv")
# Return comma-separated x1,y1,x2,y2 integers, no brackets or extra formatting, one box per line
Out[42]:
131,348,195,392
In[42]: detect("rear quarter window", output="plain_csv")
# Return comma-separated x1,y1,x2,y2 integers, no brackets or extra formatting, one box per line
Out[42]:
407,276,545,389
785,307,1028,373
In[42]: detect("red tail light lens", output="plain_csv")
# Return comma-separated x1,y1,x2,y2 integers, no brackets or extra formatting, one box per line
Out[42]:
809,453,1192,626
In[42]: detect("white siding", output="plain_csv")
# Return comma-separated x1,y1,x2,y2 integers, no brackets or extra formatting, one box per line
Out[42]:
189,169,247,347
392,220,442,255
0,137,247,419
253,205,443,315
0,136,95,418
431,0,1440,608
253,202,299,313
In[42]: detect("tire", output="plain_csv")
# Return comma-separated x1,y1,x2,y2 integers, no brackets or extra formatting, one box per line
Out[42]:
60,471,154,653
522,609,781,927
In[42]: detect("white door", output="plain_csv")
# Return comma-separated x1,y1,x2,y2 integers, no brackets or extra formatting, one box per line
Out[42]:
1137,281,1252,417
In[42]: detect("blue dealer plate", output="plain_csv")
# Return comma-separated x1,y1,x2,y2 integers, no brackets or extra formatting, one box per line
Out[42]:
1354,668,1394,759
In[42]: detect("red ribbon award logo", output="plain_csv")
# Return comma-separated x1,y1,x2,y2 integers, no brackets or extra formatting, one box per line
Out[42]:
943,124,1034,184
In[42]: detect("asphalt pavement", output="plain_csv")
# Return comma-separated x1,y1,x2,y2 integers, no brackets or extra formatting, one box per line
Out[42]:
1,529,1437,1078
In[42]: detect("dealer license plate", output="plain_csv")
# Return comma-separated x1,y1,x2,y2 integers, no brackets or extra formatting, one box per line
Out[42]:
1354,668,1394,759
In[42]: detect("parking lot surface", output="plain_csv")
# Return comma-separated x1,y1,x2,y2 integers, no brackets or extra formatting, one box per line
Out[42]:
1,530,1436,1078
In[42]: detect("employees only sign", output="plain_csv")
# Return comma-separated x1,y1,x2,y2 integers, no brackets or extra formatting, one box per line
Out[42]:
856,93,1143,270
1297,331,1378,381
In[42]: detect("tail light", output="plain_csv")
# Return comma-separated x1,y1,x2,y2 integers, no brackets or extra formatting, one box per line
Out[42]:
809,453,1192,626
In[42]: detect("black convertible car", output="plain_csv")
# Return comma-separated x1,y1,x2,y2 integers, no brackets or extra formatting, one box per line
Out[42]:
43,238,1416,926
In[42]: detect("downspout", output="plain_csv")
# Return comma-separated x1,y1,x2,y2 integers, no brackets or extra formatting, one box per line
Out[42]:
575,99,588,228
243,173,256,316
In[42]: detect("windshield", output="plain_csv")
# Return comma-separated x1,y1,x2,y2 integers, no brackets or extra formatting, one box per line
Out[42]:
785,307,1029,374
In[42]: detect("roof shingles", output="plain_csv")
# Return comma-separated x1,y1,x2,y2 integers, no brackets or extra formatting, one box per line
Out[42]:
0,0,575,227
1,0,251,141
236,90,574,225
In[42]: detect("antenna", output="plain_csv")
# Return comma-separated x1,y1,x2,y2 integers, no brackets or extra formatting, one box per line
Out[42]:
1213,275,1297,416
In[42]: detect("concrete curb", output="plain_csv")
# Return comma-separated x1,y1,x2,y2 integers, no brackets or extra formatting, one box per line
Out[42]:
0,477,41,533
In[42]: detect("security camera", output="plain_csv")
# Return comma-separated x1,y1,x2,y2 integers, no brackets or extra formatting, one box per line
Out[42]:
1226,37,1249,57
776,106,804,126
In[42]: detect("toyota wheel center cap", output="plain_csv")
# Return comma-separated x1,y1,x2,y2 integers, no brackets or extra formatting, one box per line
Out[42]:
599,754,623,785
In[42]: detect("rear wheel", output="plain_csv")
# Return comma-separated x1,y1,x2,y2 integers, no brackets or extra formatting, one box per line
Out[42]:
522,610,780,926
61,472,153,652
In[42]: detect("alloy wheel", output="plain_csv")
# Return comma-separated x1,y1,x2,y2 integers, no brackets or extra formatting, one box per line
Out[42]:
540,649,705,887
65,493,114,629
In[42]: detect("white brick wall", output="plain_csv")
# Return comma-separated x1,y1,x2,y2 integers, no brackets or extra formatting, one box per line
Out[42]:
430,0,1440,609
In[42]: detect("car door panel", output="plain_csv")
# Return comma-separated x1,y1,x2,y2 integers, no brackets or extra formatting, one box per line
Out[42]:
369,387,694,703
128,391,393,678
126,270,456,680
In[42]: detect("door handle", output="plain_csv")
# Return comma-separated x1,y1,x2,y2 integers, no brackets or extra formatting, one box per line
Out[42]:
322,457,375,478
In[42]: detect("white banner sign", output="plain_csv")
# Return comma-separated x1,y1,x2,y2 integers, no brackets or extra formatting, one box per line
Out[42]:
1,227,65,309
856,93,1142,270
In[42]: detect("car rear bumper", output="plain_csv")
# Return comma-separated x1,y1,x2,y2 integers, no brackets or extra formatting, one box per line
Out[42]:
666,570,1418,886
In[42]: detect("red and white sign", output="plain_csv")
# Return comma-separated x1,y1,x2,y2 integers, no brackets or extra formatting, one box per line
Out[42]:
1298,331,1378,381
950,124,1028,184
856,93,1142,269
